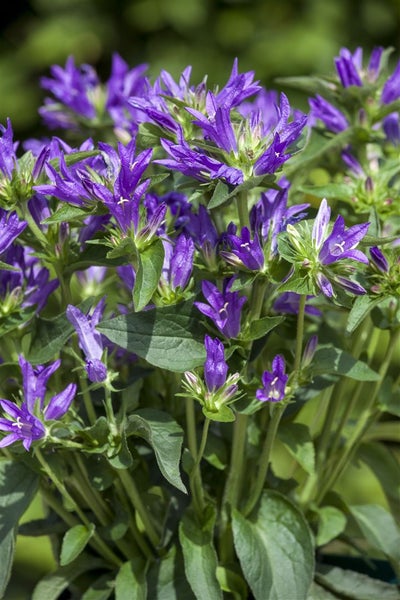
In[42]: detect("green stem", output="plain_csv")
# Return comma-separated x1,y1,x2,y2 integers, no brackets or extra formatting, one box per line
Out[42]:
79,372,97,425
113,479,153,560
186,397,198,459
222,413,248,512
189,417,211,514
314,327,400,505
293,294,306,379
117,468,160,549
236,191,250,230
243,403,285,516
35,449,122,567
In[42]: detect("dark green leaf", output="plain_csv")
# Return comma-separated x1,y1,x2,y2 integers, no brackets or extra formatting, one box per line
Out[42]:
133,239,164,312
127,408,186,493
98,300,207,372
346,295,386,334
207,180,231,210
216,566,248,600
32,555,107,600
0,460,39,598
27,298,93,364
278,423,315,475
81,573,114,600
232,490,314,600
312,346,380,381
115,559,147,600
179,507,222,600
43,203,91,225
357,442,400,520
147,545,195,599
60,523,96,566
242,316,285,342
349,504,400,564
315,566,400,600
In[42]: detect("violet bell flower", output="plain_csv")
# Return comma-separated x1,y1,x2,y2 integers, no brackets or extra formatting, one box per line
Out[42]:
220,226,265,271
195,277,246,338
256,355,288,403
161,232,195,291
204,335,229,392
66,300,108,383
0,208,27,255
0,356,76,450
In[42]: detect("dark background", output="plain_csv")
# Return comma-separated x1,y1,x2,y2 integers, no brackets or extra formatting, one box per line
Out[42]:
1,0,400,140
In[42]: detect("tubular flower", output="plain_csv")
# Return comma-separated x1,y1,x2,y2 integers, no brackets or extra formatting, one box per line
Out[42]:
195,277,246,339
256,355,288,403
0,356,76,451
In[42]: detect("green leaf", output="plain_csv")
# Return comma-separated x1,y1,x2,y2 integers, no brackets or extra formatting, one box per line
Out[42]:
216,566,248,600
315,566,400,600
349,504,400,564
115,559,147,600
357,442,400,520
147,545,195,599
81,573,114,600
346,295,386,334
32,555,107,600
43,203,92,225
207,180,231,209
315,506,347,546
207,174,276,210
299,183,353,201
311,346,380,381
27,298,93,364
179,507,222,600
98,300,207,372
307,581,339,599
278,423,315,475
242,316,285,342
0,460,39,598
60,523,96,566
126,408,186,493
202,404,235,423
133,239,164,312
232,490,314,600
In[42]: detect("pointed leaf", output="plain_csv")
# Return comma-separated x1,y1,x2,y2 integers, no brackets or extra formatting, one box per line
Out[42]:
349,504,400,564
0,460,39,598
133,239,164,312
312,346,380,381
98,300,207,372
32,555,107,600
315,506,347,546
126,408,186,493
81,573,114,600
315,566,400,600
278,422,315,475
147,545,195,599
232,490,314,600
179,507,222,600
242,316,285,342
115,559,147,600
60,523,96,566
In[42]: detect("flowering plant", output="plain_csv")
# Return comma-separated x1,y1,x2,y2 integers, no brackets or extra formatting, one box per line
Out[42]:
0,48,399,599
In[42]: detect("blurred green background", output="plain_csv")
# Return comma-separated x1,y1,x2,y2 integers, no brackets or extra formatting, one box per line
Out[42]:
1,1,399,597
1,0,400,140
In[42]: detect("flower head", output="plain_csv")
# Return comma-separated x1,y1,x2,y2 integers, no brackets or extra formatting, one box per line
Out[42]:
256,355,288,403
195,277,246,339
0,356,76,450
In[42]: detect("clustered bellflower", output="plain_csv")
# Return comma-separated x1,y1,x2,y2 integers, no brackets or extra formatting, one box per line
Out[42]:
256,355,288,403
0,356,76,450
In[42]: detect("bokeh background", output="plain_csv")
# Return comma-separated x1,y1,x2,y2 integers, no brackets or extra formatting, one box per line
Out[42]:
1,0,399,597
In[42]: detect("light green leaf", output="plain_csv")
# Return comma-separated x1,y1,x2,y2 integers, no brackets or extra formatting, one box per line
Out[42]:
349,504,400,564
60,523,96,566
126,408,186,493
98,300,207,372
346,295,386,334
207,180,231,209
32,556,107,600
299,183,352,200
81,573,114,600
115,559,147,600
278,423,315,475
315,566,400,600
133,239,164,312
179,507,222,600
311,346,380,381
232,490,314,600
43,203,92,225
216,566,248,600
315,506,347,546
307,581,339,599
0,460,39,598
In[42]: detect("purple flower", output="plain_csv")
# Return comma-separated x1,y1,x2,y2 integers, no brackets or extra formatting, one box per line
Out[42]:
273,292,322,317
308,95,349,134
204,335,228,392
0,119,18,179
195,277,246,338
0,209,27,255
66,300,108,383
0,356,76,451
162,233,195,291
370,246,389,273
221,226,265,271
256,355,287,403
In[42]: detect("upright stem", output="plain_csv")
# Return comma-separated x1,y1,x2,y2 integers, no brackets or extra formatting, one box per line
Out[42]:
293,294,306,380
243,403,285,516
236,191,250,230
189,417,211,515
222,413,249,512
185,397,198,459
